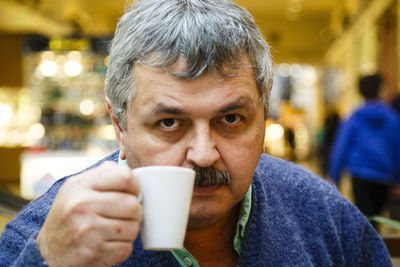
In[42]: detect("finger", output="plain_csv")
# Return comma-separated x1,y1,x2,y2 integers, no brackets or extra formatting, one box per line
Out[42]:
85,162,140,196
90,191,142,221
91,215,140,242
105,219,140,242
100,241,133,266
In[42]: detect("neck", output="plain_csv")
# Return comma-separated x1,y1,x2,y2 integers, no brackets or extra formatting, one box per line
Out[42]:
184,204,240,266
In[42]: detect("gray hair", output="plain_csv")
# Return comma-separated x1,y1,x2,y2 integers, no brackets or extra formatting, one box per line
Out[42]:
105,0,273,130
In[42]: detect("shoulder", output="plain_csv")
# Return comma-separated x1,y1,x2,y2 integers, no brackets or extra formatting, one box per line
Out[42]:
386,105,400,122
375,104,400,129
255,154,336,196
253,154,350,218
250,155,391,265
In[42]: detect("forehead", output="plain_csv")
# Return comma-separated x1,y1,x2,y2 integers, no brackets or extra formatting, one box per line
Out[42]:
132,57,259,100
132,69,259,116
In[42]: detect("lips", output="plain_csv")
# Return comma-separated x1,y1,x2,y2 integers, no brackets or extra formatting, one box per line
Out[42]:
193,185,220,196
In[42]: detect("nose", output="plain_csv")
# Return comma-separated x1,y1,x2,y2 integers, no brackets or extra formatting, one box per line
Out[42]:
186,123,220,167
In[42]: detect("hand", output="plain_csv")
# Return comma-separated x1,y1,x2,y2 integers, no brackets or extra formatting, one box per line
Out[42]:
36,161,142,267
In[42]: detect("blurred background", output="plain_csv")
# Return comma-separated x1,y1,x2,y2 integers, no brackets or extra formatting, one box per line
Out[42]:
0,0,399,254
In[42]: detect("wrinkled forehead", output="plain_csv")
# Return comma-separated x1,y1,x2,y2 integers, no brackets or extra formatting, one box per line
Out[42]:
128,55,265,121
130,58,261,111
135,54,255,81
129,64,262,121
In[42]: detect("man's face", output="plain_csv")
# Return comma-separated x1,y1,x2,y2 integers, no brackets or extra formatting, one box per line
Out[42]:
112,58,266,230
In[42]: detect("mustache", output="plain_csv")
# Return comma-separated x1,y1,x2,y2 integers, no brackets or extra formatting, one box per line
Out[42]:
193,165,231,187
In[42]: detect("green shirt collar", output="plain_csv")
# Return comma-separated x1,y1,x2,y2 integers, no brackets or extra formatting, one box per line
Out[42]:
170,186,252,267
118,155,252,267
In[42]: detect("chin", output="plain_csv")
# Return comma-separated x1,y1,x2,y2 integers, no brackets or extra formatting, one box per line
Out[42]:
186,214,219,231
186,201,226,231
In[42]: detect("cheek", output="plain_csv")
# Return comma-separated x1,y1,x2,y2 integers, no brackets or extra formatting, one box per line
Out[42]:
220,131,264,188
125,130,187,166
225,123,264,164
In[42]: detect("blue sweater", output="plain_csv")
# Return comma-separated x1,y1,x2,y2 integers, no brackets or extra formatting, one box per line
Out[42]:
0,151,392,266
329,101,400,184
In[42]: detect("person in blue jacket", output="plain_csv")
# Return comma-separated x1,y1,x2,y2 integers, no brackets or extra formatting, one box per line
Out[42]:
329,74,400,227
0,1,392,266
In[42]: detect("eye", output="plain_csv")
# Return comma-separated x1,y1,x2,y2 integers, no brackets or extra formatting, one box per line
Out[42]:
221,114,242,125
159,118,180,129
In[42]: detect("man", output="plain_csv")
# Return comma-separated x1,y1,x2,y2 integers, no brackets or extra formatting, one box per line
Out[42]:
0,0,392,266
329,74,400,228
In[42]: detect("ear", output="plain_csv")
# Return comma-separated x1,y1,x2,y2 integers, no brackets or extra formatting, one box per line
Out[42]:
105,97,127,160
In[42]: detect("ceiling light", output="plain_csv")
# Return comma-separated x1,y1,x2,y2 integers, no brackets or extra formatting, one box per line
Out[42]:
68,51,82,61
0,104,12,126
79,99,94,115
64,60,83,76
39,60,58,77
29,123,45,140
266,123,284,140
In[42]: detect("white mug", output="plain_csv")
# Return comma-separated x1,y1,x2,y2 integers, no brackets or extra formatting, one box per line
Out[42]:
132,166,195,250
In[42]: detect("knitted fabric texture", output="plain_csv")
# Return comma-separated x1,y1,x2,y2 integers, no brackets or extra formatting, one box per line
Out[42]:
0,151,392,266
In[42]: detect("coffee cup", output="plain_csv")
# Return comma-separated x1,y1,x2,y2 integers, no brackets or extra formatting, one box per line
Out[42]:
132,166,195,250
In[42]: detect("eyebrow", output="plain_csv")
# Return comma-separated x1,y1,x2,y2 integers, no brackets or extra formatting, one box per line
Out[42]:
218,97,255,113
150,96,255,116
151,104,188,116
